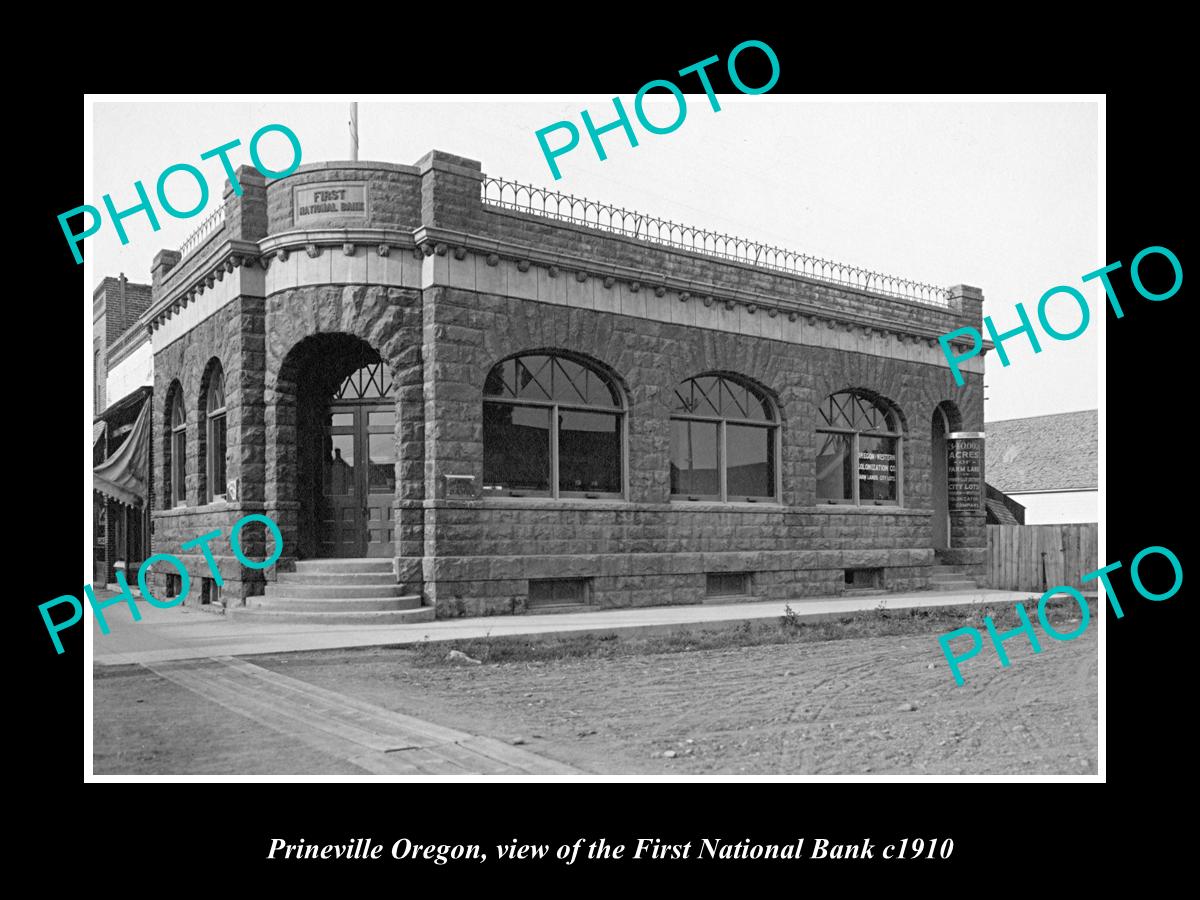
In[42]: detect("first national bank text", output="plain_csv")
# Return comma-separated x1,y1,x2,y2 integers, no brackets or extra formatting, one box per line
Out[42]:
267,837,953,863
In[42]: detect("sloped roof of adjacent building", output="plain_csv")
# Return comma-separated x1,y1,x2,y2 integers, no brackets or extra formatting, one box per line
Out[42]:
985,409,1098,492
985,498,1021,524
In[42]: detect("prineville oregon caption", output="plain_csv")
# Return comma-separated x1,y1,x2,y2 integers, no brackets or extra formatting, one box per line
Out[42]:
265,836,949,863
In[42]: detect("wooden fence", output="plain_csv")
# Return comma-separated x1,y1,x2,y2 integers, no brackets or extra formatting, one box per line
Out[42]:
985,524,1098,592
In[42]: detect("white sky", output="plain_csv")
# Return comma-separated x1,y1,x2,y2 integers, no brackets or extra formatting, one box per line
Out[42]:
90,97,1099,423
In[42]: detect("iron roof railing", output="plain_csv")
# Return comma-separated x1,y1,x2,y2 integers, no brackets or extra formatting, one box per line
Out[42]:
481,176,951,308
178,204,227,258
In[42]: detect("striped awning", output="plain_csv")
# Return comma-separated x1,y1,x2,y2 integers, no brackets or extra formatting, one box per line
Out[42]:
93,400,150,507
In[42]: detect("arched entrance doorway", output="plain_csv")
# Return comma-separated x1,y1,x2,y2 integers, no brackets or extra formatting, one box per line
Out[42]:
285,334,397,559
931,401,964,552
321,360,397,557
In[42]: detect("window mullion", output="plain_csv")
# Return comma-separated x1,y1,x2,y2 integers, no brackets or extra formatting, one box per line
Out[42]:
550,403,560,498
852,433,860,504
205,414,211,502
719,421,727,502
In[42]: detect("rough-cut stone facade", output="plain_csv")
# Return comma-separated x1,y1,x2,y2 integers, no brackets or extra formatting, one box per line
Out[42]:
139,150,988,617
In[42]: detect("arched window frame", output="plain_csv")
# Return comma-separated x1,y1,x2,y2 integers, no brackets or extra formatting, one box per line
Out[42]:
669,373,780,503
169,387,187,508
482,352,626,500
205,365,227,504
816,390,904,507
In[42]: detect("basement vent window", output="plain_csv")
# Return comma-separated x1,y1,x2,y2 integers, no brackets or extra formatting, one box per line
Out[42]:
201,577,221,606
528,578,589,608
706,572,751,598
844,568,882,589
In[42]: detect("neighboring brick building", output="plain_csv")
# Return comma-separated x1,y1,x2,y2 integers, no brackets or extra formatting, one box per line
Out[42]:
92,275,154,586
128,151,990,620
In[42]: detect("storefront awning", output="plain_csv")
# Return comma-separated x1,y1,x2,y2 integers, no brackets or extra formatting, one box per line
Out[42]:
96,384,152,424
93,400,150,507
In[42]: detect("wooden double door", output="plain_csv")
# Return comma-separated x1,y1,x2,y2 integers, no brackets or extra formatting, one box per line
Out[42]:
320,401,397,557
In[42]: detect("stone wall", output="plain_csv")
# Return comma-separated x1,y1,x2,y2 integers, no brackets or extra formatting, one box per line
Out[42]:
419,283,984,616
149,291,271,606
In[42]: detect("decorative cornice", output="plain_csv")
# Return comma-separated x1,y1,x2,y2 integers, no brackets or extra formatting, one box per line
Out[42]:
140,225,990,353
412,225,991,351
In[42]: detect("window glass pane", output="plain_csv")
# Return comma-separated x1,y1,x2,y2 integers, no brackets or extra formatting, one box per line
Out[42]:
513,356,553,401
171,393,185,428
324,434,355,495
670,419,719,496
689,376,721,417
368,410,395,429
821,393,853,429
721,379,750,419
557,410,621,494
484,358,516,398
552,357,590,404
207,371,225,413
858,435,899,502
172,430,187,504
330,412,354,428
753,392,774,422
584,368,620,407
816,431,853,501
209,414,227,497
367,433,396,493
483,402,550,492
726,424,774,498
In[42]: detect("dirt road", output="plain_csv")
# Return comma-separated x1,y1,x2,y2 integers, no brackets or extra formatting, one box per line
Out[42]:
95,621,1096,775
262,630,1097,775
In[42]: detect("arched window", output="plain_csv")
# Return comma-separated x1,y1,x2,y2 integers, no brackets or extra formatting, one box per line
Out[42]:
670,374,778,502
169,388,187,508
816,391,903,505
483,353,624,498
205,365,227,503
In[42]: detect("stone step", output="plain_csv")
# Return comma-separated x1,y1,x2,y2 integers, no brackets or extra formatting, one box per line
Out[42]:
247,595,424,613
293,558,393,574
931,565,965,574
264,582,404,600
928,580,979,592
230,606,435,626
277,571,397,586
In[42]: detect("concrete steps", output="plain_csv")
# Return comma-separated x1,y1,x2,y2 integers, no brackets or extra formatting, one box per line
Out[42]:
293,558,393,574
237,558,431,625
928,564,979,592
276,571,396,585
264,582,406,599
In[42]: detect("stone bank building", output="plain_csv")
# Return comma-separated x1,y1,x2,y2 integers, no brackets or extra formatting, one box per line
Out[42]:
92,150,989,623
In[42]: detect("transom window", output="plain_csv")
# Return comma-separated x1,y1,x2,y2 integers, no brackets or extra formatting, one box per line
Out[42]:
206,365,227,503
816,390,903,505
483,353,624,498
335,361,393,400
670,374,778,502
169,388,187,508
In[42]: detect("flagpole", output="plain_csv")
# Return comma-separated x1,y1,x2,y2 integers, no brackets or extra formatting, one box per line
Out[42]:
350,102,359,161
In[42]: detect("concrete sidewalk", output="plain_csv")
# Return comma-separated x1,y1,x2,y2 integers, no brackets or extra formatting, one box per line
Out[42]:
91,587,1033,667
